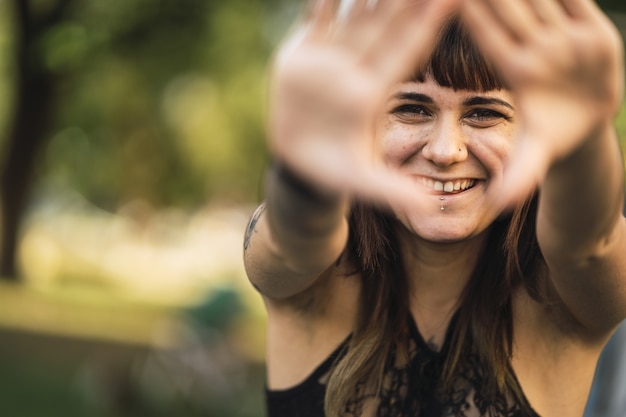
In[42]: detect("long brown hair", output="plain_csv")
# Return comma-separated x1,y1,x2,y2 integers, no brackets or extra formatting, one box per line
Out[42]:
325,18,545,417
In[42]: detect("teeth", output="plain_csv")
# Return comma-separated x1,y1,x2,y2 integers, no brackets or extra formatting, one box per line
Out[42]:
420,178,475,193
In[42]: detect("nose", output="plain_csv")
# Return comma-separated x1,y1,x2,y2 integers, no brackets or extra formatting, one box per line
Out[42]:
421,116,467,166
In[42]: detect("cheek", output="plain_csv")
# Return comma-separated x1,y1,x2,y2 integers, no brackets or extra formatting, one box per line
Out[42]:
467,129,516,171
377,122,429,165
495,129,517,162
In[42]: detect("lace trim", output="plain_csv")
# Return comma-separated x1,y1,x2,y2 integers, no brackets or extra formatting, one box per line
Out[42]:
266,314,540,417
342,314,540,417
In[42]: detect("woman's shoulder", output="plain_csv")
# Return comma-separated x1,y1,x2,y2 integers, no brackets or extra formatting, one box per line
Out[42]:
510,284,608,417
264,253,361,317
263,255,360,390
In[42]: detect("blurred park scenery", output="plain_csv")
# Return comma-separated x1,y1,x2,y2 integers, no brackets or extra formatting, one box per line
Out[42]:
0,1,624,417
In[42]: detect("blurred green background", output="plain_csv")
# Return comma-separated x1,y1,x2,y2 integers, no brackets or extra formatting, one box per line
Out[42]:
0,1,624,417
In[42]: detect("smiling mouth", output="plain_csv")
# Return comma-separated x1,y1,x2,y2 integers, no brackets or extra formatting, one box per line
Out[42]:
419,177,477,194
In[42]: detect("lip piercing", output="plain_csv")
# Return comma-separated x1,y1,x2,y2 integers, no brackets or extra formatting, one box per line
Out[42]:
439,197,445,211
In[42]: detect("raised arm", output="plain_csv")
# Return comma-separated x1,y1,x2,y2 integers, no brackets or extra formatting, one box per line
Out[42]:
243,166,349,300
244,0,460,299
538,118,626,332
462,0,626,332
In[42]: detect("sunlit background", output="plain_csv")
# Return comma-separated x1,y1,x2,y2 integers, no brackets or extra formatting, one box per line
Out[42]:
0,1,624,417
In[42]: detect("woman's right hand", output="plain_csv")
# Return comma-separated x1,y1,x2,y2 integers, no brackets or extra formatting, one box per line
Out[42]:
268,0,460,211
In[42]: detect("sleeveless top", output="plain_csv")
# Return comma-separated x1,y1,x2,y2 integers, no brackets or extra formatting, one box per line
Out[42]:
265,312,541,417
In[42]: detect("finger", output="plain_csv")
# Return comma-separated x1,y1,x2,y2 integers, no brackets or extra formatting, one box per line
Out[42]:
337,0,372,21
525,0,567,25
487,137,549,211
337,0,407,53
559,0,600,20
349,164,431,213
372,0,462,84
336,0,356,22
461,0,521,72
476,0,544,42
287,139,430,212
308,0,339,40
462,0,517,49
333,0,400,59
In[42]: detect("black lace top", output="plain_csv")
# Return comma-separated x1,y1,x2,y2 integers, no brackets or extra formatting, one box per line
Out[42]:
265,313,540,417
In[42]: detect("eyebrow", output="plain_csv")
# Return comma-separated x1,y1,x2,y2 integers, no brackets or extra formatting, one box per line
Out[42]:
463,96,514,110
393,92,514,111
394,92,434,103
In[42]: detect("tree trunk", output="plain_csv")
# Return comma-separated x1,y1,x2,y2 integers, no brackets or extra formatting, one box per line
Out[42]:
0,0,55,280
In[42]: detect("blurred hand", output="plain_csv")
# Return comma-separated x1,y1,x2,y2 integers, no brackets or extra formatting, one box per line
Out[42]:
268,0,460,211
461,0,624,208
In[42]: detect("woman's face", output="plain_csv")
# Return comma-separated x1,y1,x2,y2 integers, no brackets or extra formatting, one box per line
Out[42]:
378,76,518,243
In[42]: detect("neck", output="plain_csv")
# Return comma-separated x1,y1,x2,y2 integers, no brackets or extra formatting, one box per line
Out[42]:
396,224,490,316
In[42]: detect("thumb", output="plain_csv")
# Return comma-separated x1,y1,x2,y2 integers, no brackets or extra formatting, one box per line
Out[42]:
346,164,431,213
488,137,548,212
289,138,430,212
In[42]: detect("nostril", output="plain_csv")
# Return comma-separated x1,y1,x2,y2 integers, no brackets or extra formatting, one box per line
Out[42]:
421,141,467,167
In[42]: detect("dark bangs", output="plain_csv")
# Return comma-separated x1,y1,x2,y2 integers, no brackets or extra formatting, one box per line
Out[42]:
413,17,505,91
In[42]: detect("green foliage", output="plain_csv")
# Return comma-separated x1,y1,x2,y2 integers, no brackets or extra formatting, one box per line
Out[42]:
33,0,296,210
0,1,14,147
598,0,626,13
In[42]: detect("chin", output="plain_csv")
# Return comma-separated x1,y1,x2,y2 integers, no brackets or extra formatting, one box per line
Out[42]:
417,228,475,244
401,215,488,243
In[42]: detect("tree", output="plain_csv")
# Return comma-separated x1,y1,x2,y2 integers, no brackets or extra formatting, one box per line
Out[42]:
0,0,78,279
0,0,292,280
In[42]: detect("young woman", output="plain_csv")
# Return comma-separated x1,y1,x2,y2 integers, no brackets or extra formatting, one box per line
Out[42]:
243,0,626,416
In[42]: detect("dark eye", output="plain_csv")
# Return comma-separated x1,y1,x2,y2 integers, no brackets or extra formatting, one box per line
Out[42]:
391,104,431,121
465,108,510,126
468,109,502,120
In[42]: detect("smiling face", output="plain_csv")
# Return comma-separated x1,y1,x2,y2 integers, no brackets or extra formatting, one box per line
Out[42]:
378,76,518,242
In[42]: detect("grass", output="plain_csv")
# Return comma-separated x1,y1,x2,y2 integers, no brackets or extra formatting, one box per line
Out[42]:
0,280,267,417
0,356,87,417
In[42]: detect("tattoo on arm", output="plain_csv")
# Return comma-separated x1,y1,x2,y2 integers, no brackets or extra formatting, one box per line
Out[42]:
244,202,266,251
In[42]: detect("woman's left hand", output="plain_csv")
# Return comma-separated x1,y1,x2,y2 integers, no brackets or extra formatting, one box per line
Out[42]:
461,0,624,209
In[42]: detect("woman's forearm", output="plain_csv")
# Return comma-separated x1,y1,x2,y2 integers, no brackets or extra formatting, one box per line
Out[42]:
243,163,349,299
538,121,625,261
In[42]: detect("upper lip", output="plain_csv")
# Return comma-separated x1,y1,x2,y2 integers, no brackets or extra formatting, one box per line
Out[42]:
415,175,478,182
414,175,482,182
